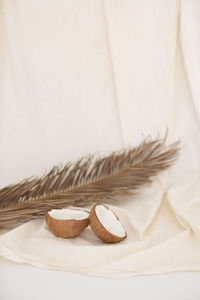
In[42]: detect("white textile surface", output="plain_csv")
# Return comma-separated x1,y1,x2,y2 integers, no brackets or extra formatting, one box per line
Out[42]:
0,0,200,278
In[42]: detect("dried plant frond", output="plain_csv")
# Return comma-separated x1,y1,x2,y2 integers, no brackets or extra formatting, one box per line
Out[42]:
0,137,179,227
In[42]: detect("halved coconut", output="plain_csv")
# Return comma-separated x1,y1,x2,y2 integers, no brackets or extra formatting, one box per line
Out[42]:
45,208,89,238
89,204,127,243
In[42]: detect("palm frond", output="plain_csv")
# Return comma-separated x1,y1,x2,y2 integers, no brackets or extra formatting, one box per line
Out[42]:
0,136,179,227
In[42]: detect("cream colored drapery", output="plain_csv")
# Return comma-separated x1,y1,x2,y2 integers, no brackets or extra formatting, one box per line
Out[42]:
0,0,200,278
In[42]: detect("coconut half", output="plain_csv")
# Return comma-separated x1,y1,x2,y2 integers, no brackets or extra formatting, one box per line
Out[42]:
45,208,89,238
89,204,127,243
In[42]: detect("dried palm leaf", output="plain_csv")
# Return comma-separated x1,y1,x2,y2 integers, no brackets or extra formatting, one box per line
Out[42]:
0,137,179,227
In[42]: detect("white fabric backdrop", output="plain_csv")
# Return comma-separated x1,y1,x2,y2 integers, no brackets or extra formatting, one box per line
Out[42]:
0,0,200,277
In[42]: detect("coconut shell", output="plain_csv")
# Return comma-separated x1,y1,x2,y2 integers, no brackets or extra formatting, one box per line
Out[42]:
89,204,127,243
45,212,89,238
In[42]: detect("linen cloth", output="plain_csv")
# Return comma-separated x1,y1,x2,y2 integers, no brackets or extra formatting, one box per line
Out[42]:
0,0,200,277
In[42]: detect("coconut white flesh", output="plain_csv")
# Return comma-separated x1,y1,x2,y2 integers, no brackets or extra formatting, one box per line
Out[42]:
95,205,126,238
48,209,89,220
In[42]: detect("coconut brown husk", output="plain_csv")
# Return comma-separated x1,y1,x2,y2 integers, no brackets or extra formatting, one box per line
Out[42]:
45,212,89,238
89,204,127,243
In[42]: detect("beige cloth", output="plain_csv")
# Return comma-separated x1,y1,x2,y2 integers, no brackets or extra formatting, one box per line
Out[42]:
1,0,200,277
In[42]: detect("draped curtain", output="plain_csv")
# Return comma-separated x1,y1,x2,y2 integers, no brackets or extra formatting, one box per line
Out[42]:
0,0,200,277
